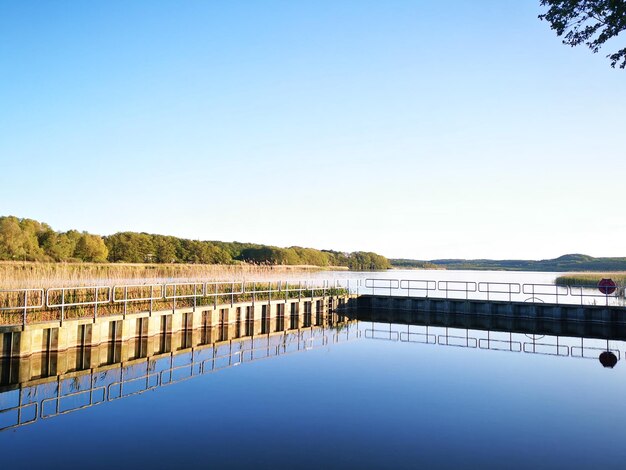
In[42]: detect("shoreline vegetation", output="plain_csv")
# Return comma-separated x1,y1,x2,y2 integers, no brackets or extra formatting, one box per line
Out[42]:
555,273,626,288
4,216,626,289
392,254,626,272
0,279,350,325
0,215,391,273
0,261,349,289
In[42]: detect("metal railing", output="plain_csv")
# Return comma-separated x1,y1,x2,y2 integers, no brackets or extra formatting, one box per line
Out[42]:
360,322,625,362
364,279,398,296
0,288,44,311
438,281,477,300
46,286,112,308
363,278,624,306
478,282,521,302
2,277,624,328
113,284,165,303
399,280,436,297
521,284,569,304
0,279,353,327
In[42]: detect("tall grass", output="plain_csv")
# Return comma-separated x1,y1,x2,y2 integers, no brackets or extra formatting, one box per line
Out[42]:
0,279,349,326
555,272,626,287
0,261,343,289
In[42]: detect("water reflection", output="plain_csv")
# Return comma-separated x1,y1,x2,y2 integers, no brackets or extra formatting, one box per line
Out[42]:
3,307,626,434
355,308,626,366
0,312,354,432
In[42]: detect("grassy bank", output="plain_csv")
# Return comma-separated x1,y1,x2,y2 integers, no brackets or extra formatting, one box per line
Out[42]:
555,273,626,287
0,261,346,289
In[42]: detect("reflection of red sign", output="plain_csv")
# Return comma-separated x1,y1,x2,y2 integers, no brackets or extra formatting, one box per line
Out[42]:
598,278,617,295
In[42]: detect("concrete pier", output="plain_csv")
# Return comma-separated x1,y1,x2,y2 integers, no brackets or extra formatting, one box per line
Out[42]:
0,294,352,358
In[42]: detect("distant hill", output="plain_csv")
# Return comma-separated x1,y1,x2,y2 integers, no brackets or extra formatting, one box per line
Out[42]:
390,254,626,272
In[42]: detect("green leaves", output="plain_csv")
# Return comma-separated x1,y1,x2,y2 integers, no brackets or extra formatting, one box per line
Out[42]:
0,216,109,262
539,0,626,68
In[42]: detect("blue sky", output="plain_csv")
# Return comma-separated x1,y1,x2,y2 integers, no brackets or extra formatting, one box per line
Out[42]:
1,1,624,260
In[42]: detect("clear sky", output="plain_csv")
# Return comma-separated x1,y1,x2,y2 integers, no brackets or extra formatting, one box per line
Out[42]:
1,1,624,260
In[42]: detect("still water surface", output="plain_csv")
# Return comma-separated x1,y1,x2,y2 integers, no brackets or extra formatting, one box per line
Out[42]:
315,268,559,284
1,310,625,469
320,269,624,306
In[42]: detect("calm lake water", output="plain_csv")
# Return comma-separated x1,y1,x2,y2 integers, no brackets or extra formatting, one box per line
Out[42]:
301,268,559,287
314,269,623,306
1,269,624,468
315,268,560,284
2,309,626,469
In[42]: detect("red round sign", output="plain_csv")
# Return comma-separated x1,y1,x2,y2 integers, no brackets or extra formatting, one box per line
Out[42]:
598,278,617,295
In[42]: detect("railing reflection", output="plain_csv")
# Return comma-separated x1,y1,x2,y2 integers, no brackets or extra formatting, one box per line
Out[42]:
0,313,358,433
359,319,625,365
5,305,625,433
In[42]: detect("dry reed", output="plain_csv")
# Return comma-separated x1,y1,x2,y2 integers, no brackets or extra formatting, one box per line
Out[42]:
0,261,345,289
555,272,626,287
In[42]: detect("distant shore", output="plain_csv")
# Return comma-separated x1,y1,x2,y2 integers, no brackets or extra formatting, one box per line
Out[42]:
391,254,626,272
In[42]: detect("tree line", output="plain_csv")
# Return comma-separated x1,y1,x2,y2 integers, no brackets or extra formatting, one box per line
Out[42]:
0,216,391,270
0,216,108,262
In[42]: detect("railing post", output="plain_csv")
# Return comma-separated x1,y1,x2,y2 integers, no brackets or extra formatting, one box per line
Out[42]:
149,285,154,316
95,286,99,319
124,286,128,318
193,284,197,312
173,285,177,313
580,287,583,306
23,290,28,328
556,285,559,305
61,289,65,325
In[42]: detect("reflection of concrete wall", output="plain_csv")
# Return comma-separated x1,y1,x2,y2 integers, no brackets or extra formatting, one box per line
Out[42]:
356,295,626,325
0,318,360,432
352,304,626,341
0,312,354,392
0,295,351,358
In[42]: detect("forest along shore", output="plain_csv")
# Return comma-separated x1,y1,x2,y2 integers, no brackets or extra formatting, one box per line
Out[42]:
0,216,391,271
